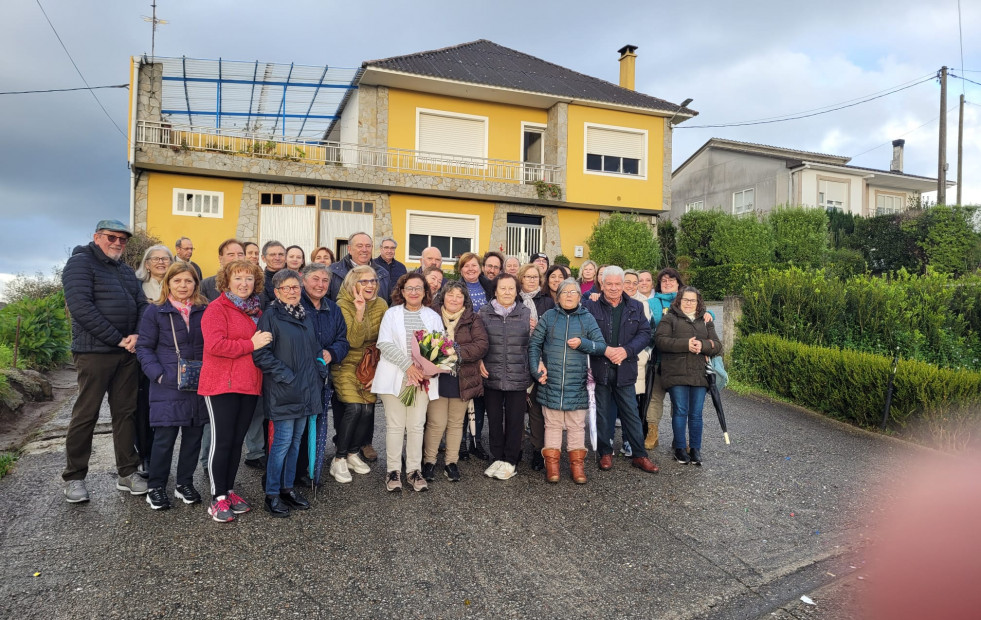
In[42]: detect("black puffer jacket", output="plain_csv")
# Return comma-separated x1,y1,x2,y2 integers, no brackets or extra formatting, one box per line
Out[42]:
252,301,329,421
655,306,722,390
63,243,147,353
478,303,532,392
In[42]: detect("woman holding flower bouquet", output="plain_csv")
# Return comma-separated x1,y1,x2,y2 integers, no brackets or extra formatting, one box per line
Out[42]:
478,274,533,481
422,281,488,483
374,273,445,492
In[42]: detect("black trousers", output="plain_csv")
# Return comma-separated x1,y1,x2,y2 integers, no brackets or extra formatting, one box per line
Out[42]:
484,388,526,465
63,351,141,481
147,424,204,489
204,393,257,499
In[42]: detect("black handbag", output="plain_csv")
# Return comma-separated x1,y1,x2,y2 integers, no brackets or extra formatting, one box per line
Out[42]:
169,315,202,392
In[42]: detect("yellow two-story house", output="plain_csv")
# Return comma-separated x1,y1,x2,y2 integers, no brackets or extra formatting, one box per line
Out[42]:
128,40,695,274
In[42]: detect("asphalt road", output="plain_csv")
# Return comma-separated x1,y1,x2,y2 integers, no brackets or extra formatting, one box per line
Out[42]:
0,375,917,619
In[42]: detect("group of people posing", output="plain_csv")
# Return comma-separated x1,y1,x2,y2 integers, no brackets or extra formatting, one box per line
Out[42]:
61,220,721,524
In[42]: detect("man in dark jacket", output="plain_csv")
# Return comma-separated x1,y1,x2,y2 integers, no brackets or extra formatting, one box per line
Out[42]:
200,238,245,301
326,232,390,302
583,266,659,474
372,237,407,301
61,219,149,503
261,240,287,306
175,236,203,279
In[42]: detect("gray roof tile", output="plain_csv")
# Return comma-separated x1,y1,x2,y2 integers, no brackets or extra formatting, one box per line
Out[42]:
364,39,692,114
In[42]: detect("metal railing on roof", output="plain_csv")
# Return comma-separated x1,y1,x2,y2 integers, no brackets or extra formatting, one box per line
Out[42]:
136,120,562,185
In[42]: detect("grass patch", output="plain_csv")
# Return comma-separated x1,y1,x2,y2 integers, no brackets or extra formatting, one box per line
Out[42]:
0,451,18,480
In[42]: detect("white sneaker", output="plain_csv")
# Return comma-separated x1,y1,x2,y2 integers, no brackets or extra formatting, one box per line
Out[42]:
346,453,371,475
493,462,517,480
484,460,505,478
329,458,353,483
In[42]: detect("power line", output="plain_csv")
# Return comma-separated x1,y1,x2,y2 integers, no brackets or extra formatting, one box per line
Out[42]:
677,75,936,129
0,84,128,96
849,102,960,159
950,73,981,89
35,0,127,140
958,0,966,95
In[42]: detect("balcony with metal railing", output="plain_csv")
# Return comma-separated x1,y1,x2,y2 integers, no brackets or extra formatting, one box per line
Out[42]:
135,120,563,189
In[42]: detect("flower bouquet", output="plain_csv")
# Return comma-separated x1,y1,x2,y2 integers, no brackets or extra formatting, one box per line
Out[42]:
398,330,458,406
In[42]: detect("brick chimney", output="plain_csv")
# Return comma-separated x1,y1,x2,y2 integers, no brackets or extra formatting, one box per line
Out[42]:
890,139,905,173
618,45,638,91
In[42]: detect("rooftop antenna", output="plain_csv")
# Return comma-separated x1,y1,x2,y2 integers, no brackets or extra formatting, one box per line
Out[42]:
142,1,168,63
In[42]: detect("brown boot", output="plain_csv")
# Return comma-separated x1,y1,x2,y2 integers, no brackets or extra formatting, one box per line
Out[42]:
568,449,588,484
542,449,561,483
644,427,659,450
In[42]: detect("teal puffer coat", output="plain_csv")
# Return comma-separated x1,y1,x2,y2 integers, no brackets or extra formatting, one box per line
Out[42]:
528,304,607,411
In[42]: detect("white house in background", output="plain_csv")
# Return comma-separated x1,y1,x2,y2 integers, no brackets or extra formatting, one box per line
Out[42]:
669,138,952,221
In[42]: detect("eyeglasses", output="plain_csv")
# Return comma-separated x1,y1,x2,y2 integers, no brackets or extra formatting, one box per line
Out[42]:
357,278,378,286
680,297,698,304
559,290,580,297
100,233,129,244
403,286,425,293
148,256,171,263
277,285,301,293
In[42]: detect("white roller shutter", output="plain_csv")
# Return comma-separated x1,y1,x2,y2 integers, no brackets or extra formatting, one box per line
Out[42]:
586,125,645,159
418,112,486,159
408,213,476,238
259,206,317,257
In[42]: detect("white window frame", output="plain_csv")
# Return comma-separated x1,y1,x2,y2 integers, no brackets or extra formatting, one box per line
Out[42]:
415,108,489,161
173,188,223,218
583,122,648,180
405,210,480,264
520,122,547,183
817,178,849,211
875,191,904,216
685,200,704,213
732,188,755,215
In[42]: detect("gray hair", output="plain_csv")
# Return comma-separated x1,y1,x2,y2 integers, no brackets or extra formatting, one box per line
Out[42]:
262,240,284,256
135,244,172,281
348,231,372,244
271,268,302,289
432,279,472,311
504,256,520,266
624,269,639,279
175,236,192,250
556,278,581,298
301,262,330,278
380,237,397,248
600,265,625,283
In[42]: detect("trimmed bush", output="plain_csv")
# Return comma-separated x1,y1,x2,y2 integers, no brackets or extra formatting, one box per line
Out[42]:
709,213,774,266
657,218,678,267
584,213,661,272
732,333,981,429
678,210,727,268
740,267,981,369
687,263,771,300
0,291,71,370
770,206,828,266
823,248,866,280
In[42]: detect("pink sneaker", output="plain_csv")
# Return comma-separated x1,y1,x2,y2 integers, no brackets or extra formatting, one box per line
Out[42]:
208,497,234,523
227,491,251,514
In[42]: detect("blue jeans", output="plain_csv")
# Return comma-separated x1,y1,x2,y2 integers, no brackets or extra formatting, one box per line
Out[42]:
668,385,706,451
594,383,648,458
265,416,308,496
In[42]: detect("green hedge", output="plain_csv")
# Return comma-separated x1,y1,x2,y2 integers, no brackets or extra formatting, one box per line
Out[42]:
0,291,71,370
732,333,981,428
687,263,774,300
740,267,981,369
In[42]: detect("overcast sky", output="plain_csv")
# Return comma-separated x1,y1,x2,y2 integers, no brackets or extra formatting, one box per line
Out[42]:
1,0,978,293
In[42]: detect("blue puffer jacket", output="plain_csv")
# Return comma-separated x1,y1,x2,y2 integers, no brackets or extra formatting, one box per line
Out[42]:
528,304,606,411
63,243,147,353
252,301,329,421
136,301,208,427
583,293,651,387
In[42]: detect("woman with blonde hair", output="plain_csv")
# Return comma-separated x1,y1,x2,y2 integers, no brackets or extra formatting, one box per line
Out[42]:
136,262,209,509
331,265,388,481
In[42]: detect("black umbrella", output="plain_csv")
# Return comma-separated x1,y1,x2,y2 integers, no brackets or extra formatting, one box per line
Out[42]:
705,361,730,445
639,357,658,437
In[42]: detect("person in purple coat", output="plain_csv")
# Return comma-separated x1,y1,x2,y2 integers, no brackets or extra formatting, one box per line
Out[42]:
136,263,209,510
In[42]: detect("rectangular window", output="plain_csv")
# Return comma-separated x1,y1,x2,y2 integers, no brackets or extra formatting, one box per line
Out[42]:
818,179,848,211
506,213,543,263
876,193,903,216
584,123,646,178
732,188,755,215
321,198,374,214
173,188,223,218
685,201,703,213
406,212,478,263
416,109,488,160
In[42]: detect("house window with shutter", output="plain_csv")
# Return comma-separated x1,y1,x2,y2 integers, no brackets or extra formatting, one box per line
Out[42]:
173,188,223,218
818,179,849,211
406,211,479,263
732,188,755,215
416,109,488,161
875,192,904,216
584,123,647,178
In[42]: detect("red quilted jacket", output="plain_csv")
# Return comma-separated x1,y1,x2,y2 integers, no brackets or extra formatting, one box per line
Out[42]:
199,294,263,396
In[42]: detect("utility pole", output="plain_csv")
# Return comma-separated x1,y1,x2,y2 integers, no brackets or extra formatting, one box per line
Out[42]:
957,93,964,207
937,66,947,205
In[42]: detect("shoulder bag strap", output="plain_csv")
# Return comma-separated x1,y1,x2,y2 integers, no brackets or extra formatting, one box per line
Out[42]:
168,314,183,359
